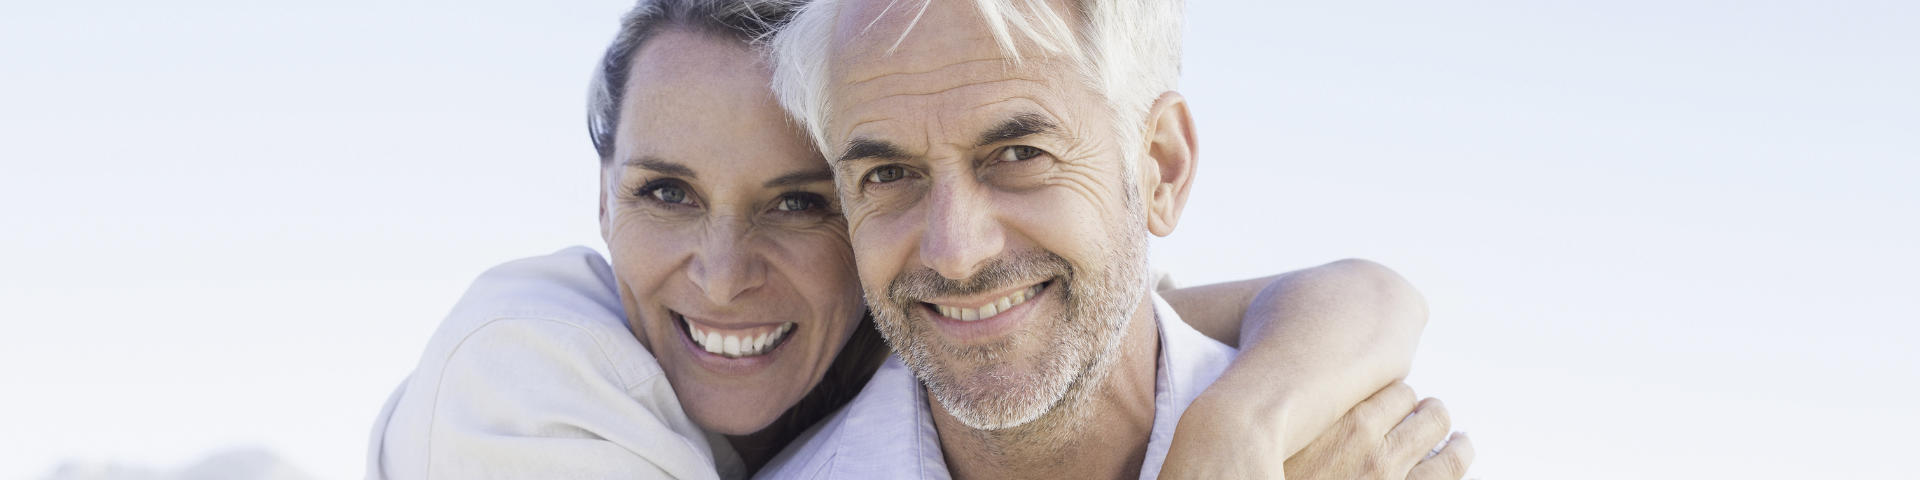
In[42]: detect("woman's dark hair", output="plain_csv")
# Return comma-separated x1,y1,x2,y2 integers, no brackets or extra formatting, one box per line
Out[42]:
587,0,798,163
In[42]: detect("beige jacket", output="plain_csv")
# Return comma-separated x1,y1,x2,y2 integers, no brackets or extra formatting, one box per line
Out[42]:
366,247,745,479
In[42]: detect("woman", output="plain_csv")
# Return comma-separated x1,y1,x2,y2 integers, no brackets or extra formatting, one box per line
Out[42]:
367,1,1457,478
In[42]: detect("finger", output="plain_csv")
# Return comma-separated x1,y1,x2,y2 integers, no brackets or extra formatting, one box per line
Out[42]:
1385,397,1453,467
1407,432,1474,480
1354,381,1417,438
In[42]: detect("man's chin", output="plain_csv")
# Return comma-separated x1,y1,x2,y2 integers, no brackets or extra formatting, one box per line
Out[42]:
931,379,1060,431
916,347,1084,430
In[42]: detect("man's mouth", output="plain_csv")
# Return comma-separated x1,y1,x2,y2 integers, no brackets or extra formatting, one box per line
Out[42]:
674,311,795,358
926,282,1048,322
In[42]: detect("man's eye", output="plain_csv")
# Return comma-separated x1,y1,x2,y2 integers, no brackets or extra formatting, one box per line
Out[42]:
775,193,825,212
865,165,907,184
996,145,1045,163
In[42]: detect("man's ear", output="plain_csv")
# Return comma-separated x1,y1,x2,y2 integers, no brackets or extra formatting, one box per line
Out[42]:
1138,91,1198,237
599,167,612,242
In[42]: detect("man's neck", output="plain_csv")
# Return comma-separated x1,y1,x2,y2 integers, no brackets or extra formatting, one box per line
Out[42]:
931,294,1162,480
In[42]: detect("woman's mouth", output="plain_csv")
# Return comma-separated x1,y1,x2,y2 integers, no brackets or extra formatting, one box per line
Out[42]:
675,312,796,358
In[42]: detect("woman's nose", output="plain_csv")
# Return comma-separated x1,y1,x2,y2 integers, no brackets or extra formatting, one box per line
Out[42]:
688,217,767,305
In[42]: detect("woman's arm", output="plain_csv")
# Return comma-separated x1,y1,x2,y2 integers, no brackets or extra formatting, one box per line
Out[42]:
1158,258,1429,479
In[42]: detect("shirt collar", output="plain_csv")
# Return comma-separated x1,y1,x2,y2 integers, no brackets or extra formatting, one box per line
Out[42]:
817,291,1237,479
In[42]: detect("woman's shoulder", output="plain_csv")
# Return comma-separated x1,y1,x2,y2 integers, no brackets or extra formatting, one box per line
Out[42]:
445,246,627,330
371,247,727,480
419,246,659,388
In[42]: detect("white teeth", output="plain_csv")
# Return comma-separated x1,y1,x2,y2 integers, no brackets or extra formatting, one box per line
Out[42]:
933,284,1043,322
687,320,794,358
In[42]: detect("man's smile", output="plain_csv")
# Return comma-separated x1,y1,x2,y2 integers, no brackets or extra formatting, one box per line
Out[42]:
925,282,1047,322
917,280,1054,344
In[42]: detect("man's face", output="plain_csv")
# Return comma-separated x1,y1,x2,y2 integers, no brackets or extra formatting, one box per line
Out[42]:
821,0,1153,430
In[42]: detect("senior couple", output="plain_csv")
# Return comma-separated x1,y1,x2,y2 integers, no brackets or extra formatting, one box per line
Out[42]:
368,0,1473,478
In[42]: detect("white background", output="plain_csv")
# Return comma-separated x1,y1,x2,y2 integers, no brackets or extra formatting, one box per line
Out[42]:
3,0,1914,478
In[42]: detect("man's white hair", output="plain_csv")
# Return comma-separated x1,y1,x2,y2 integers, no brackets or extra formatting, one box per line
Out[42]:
769,0,1184,158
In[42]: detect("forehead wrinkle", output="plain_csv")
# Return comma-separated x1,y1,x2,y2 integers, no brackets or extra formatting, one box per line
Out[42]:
839,56,1067,105
863,77,1053,105
842,57,1006,86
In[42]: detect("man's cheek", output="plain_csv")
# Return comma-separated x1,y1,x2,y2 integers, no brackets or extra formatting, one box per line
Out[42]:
850,220,910,295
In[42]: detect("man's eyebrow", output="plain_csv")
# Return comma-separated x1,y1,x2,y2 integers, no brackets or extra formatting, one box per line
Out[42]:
621,156,696,178
976,113,1062,147
836,137,910,165
764,167,835,188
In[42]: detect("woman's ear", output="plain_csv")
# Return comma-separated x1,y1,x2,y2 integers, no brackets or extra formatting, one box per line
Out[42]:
1138,91,1198,237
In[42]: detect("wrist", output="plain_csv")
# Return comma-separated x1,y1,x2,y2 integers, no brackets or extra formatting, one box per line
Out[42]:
1200,367,1318,455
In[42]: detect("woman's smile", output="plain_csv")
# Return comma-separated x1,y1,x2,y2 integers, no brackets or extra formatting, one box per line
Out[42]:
599,28,866,436
674,310,797,359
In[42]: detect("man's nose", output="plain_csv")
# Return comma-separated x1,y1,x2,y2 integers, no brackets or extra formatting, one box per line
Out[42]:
918,180,1004,281
689,217,767,305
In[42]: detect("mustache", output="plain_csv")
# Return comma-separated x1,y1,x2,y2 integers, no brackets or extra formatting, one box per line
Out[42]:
885,251,1073,305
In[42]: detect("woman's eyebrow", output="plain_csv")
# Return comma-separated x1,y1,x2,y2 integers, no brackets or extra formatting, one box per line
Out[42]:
623,155,697,179
764,167,835,188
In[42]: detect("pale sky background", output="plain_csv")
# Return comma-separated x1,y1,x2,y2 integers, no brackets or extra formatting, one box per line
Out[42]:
2,0,1914,478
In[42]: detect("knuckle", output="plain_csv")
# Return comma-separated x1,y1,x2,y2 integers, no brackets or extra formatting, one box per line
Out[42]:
1385,382,1416,403
1387,402,1443,449
1437,448,1470,476
1359,457,1390,480
1425,399,1452,430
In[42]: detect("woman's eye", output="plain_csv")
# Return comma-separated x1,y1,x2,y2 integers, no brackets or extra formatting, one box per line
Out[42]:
997,145,1045,163
637,181,692,205
776,193,825,212
865,165,907,184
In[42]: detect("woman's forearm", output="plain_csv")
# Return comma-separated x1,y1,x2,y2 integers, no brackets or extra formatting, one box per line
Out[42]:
1159,259,1428,478
1225,258,1426,454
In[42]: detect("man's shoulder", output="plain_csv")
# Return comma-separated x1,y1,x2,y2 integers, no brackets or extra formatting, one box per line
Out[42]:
1149,290,1237,403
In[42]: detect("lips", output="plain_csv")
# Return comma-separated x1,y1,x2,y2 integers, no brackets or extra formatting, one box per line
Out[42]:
675,312,796,358
928,283,1045,322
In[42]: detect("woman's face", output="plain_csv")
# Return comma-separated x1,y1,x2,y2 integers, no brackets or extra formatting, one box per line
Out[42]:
599,29,865,435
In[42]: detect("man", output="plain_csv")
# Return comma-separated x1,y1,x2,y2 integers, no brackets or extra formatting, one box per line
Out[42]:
758,0,1471,478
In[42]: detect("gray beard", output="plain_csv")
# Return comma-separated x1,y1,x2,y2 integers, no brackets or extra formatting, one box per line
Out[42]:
868,187,1151,433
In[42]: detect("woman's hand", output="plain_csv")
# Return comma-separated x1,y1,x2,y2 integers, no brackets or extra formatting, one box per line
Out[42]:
1286,382,1475,480
1159,259,1435,479
1159,382,1474,480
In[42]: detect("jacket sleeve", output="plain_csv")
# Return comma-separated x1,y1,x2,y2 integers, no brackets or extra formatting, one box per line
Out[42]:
421,317,724,480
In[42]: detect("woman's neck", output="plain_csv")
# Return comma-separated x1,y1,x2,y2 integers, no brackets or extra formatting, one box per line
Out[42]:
728,318,889,473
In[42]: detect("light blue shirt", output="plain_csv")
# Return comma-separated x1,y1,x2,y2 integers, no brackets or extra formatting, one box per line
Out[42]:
756,292,1238,480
